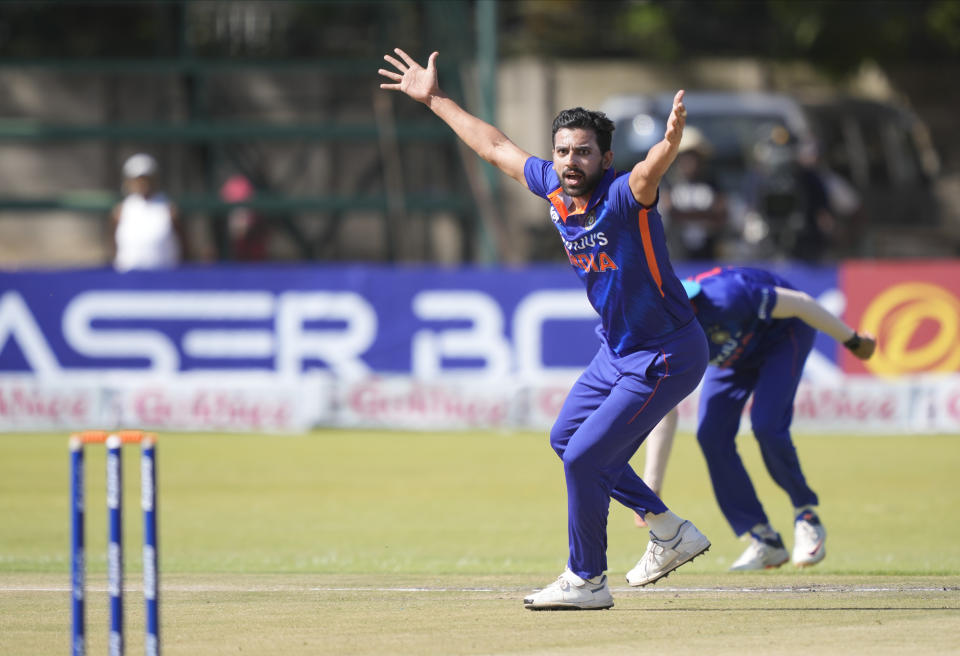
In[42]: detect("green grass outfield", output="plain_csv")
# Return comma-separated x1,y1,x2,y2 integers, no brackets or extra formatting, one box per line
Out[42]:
1,429,959,654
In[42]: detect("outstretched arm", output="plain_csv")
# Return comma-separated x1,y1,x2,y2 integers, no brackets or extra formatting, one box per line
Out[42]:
379,48,530,187
628,90,687,207
771,287,876,359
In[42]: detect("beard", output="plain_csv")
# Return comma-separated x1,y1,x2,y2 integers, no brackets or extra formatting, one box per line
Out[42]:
560,165,604,198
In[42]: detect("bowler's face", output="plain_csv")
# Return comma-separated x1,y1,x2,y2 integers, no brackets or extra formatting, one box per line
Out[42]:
552,128,611,198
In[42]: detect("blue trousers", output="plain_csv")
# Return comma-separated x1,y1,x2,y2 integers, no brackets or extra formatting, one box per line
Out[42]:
550,319,708,579
696,324,819,536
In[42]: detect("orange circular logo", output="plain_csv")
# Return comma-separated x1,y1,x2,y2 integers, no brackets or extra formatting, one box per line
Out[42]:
860,282,960,377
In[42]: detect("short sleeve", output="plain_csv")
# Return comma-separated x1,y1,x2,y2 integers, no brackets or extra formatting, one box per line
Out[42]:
523,156,557,199
607,173,642,215
604,172,660,226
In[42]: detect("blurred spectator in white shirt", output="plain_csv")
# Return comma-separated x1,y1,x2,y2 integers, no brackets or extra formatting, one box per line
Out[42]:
111,153,188,271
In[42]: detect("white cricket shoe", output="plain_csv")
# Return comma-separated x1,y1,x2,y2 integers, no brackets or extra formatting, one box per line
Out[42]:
523,569,614,610
625,520,711,586
792,510,827,567
729,533,789,571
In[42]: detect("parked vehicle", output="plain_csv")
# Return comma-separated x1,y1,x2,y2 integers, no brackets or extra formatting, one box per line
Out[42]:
602,91,823,260
601,91,943,260
604,91,815,190
801,96,941,227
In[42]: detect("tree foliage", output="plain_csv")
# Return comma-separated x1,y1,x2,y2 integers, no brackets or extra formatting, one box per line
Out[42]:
500,0,960,75
0,0,957,75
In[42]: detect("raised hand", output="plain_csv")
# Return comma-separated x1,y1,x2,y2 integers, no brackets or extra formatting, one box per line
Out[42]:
850,333,877,360
664,90,687,148
378,48,440,105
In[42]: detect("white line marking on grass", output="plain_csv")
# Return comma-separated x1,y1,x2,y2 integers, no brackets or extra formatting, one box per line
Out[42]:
3,585,957,594
617,586,960,593
305,587,502,593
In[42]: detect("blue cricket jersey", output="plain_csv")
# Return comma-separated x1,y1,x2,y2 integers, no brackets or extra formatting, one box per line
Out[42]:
524,156,695,356
687,266,802,368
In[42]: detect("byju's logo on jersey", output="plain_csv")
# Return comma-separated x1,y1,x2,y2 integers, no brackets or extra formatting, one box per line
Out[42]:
708,326,731,344
706,325,749,367
564,232,608,253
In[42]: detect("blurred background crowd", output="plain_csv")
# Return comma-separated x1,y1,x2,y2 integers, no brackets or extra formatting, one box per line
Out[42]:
0,0,958,268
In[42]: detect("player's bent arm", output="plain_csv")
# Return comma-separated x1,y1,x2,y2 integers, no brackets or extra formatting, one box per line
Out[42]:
770,286,876,359
427,94,531,187
770,287,853,341
379,48,530,187
628,141,677,207
628,90,686,206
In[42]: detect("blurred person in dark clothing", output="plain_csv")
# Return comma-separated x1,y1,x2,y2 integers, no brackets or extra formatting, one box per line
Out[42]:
661,127,729,260
746,126,836,262
790,142,836,261
221,174,270,261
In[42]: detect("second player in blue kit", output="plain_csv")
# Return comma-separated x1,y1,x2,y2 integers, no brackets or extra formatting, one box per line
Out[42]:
380,47,711,610
636,266,876,570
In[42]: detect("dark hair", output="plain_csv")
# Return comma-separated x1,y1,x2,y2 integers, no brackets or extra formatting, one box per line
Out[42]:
552,108,615,154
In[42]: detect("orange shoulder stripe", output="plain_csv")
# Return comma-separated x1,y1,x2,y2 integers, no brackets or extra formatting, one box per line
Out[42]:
637,208,664,297
547,188,569,223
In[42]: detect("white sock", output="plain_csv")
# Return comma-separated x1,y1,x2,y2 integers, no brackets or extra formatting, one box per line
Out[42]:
568,569,604,585
644,509,684,540
750,523,778,540
795,505,816,518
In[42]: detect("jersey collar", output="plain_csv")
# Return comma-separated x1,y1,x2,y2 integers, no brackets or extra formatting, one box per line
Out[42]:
547,166,616,224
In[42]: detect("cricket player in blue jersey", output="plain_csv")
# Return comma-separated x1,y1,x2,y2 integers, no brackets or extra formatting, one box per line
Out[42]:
380,48,711,610
633,266,876,569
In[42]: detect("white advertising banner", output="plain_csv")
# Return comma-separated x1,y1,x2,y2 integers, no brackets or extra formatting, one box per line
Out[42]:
2,263,959,434
334,374,960,434
0,373,331,433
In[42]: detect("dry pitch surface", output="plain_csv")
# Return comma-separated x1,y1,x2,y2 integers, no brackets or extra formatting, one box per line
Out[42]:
2,572,958,655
